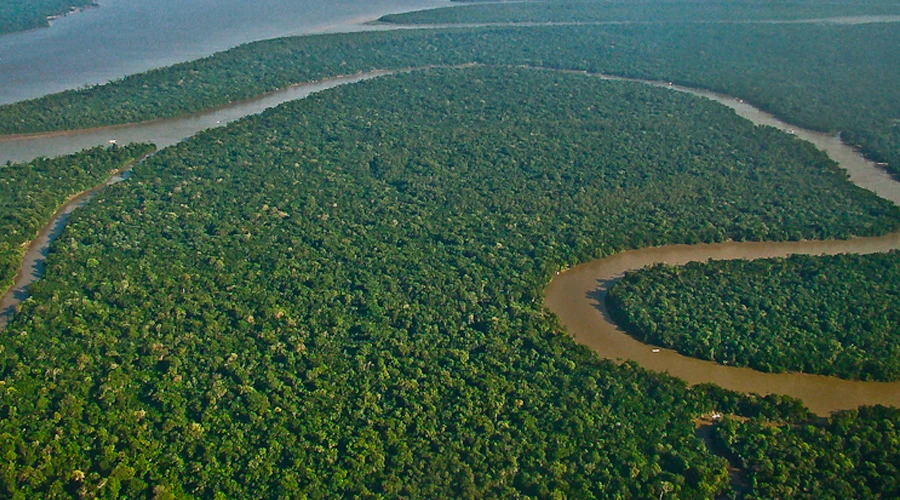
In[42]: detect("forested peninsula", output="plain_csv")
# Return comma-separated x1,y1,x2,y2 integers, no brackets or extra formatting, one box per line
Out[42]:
0,0,95,35
1,19,898,178
608,252,900,381
0,143,154,292
2,66,895,498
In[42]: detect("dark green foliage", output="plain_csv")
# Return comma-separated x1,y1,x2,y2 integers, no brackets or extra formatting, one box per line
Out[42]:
0,143,154,292
1,21,899,178
382,0,900,25
0,0,94,35
714,406,900,499
2,66,893,497
608,252,900,380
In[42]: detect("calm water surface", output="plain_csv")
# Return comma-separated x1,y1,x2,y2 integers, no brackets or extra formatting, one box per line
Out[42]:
0,0,449,104
545,235,900,416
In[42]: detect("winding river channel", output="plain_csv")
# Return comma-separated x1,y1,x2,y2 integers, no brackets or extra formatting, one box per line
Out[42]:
2,65,900,414
544,77,900,416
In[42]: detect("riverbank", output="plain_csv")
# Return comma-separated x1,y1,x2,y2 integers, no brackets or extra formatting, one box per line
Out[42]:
44,3,97,28
0,150,153,330
545,235,900,416
0,0,96,36
3,65,897,202
0,61,895,498
0,0,453,105
0,72,392,164
543,73,900,415
373,15,900,30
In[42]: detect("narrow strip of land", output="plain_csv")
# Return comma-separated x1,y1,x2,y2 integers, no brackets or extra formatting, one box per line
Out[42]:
375,15,900,29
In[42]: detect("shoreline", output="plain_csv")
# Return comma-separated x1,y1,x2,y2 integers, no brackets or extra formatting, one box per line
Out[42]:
45,3,99,28
0,70,395,144
5,64,894,204
545,234,900,416
373,14,900,29
543,71,900,415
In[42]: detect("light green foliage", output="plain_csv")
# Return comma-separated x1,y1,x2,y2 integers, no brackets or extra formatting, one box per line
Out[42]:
0,143,155,291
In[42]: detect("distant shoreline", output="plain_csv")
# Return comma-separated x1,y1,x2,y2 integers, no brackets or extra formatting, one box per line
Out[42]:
45,2,98,28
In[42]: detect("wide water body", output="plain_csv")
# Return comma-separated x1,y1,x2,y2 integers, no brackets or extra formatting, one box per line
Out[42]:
0,0,448,104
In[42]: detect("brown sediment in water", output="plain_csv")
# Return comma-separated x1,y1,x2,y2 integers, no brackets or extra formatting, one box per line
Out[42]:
543,71,900,417
544,234,900,416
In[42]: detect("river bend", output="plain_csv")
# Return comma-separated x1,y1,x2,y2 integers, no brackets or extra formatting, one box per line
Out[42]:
544,77,900,416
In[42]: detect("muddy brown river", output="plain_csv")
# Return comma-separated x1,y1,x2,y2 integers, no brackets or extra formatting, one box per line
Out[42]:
545,79,900,416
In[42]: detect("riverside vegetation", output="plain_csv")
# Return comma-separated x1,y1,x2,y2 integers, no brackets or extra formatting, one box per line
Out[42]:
381,0,900,25
0,20,898,179
0,143,155,293
715,406,900,498
4,1,900,497
1,66,898,498
0,0,95,35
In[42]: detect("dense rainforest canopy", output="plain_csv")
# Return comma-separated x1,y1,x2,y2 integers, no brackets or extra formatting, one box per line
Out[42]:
1,7,899,178
2,67,895,498
4,2,900,498
0,0,94,35
714,406,900,499
607,251,900,381
0,144,154,292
